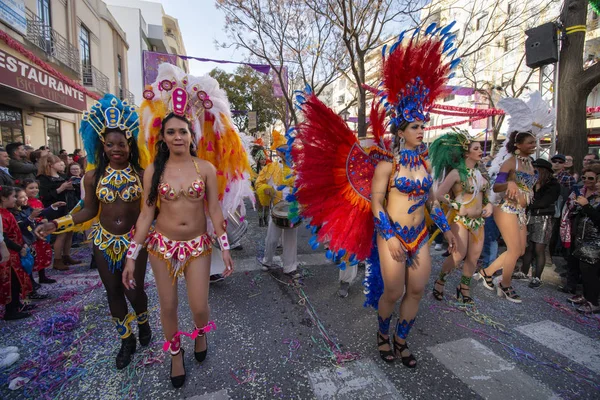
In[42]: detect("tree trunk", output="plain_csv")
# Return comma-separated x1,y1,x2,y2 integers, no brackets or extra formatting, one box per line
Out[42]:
557,0,588,171
356,53,367,138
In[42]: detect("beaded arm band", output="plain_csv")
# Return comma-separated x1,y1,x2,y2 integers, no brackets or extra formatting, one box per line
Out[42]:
126,240,143,260
431,206,451,233
374,211,395,240
51,215,75,233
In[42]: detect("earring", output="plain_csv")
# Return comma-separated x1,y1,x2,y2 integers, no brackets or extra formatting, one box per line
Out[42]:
399,136,405,150
160,141,168,153
514,149,521,155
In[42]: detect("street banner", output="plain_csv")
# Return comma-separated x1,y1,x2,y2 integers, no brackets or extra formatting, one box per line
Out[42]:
248,111,257,131
272,66,288,98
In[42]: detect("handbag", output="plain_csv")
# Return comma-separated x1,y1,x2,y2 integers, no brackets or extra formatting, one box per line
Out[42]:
20,248,34,275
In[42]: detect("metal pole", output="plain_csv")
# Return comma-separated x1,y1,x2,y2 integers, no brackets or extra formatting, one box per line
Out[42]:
551,59,559,156
536,65,544,159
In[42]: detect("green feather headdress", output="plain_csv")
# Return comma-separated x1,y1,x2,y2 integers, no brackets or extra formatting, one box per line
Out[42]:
429,129,474,183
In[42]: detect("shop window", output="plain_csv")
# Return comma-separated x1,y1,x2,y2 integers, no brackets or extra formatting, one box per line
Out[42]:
46,117,61,155
0,106,24,146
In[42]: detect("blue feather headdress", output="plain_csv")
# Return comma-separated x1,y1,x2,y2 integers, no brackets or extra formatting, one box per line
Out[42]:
80,94,139,165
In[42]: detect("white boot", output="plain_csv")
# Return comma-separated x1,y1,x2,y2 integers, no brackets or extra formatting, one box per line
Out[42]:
0,352,19,368
0,346,18,355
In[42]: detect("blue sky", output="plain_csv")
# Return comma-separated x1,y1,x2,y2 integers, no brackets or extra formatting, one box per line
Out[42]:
158,0,245,76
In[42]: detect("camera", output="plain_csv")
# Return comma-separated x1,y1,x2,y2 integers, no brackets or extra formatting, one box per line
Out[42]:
70,177,81,185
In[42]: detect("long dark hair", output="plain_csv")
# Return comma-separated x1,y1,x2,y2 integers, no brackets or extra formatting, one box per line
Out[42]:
537,167,552,187
505,130,533,154
146,113,197,206
390,120,409,154
93,129,143,189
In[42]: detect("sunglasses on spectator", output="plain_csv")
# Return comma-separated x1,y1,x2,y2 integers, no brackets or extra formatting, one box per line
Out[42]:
583,176,597,181
551,159,565,164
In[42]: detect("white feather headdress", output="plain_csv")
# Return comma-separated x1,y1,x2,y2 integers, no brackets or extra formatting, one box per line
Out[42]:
487,91,554,203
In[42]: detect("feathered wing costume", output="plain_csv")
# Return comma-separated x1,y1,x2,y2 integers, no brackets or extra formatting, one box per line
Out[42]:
487,91,554,203
139,64,254,235
288,22,459,307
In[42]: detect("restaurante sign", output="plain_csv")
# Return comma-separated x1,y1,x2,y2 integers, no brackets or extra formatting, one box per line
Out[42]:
0,49,86,111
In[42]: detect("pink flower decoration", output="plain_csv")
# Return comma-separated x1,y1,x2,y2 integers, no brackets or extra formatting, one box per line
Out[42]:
207,141,214,151
153,117,162,128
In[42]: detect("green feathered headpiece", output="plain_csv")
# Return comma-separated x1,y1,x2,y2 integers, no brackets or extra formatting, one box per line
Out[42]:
592,0,600,16
429,129,473,183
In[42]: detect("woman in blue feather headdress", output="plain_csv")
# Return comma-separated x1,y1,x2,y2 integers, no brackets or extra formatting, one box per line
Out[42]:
35,94,152,370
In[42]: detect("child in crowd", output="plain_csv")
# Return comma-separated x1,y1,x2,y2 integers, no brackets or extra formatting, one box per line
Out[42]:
13,185,64,288
0,186,33,320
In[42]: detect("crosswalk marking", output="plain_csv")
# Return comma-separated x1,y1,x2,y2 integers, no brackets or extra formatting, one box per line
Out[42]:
429,338,558,400
307,359,405,399
186,389,230,400
515,320,600,374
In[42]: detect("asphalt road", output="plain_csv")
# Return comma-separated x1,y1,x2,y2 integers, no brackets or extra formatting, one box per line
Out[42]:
1,204,598,400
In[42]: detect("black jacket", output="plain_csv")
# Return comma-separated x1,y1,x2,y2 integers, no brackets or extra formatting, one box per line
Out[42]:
0,168,14,186
529,178,561,216
8,158,37,181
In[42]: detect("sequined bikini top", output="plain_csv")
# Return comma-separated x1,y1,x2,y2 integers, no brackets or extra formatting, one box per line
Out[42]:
96,165,142,203
461,168,489,194
394,175,433,194
158,159,205,201
515,170,538,192
514,156,538,193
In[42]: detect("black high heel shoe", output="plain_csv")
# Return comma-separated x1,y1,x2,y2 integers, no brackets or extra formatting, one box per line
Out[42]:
456,284,474,304
432,279,445,301
170,348,186,388
393,337,417,368
480,269,495,290
377,331,395,363
194,333,208,363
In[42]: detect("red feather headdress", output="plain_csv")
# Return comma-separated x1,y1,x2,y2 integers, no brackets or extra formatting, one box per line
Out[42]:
375,22,460,127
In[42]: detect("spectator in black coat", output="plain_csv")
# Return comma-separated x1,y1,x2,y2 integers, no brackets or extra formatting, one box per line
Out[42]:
6,142,37,181
37,154,79,271
0,148,15,186
519,159,561,288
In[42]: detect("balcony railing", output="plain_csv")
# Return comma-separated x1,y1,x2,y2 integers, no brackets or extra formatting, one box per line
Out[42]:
25,9,80,76
117,86,135,105
82,64,110,95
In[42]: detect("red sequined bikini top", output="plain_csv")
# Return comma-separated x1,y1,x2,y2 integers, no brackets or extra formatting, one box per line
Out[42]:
158,159,205,201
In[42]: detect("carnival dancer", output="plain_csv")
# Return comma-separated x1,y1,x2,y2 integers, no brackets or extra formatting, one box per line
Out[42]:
481,92,554,303
35,94,153,369
258,144,300,279
1,186,33,320
124,64,251,388
255,132,284,227
430,132,492,303
288,23,458,368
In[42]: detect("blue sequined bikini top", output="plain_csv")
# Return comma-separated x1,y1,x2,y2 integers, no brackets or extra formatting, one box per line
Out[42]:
515,170,538,192
394,175,433,194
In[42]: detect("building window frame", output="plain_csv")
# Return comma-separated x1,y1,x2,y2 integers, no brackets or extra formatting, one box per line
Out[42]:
117,54,123,98
80,24,92,86
37,0,51,26
46,117,61,155
0,106,24,146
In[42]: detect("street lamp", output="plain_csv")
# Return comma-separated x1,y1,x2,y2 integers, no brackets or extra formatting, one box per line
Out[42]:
339,110,350,122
